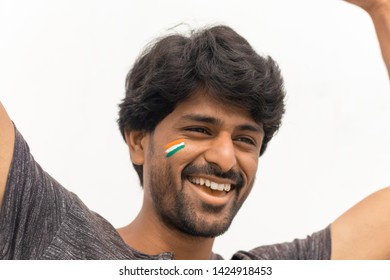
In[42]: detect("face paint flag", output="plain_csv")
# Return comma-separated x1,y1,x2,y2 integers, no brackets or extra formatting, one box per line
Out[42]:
164,139,185,158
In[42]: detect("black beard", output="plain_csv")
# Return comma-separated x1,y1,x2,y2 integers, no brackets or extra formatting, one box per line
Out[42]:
149,161,247,238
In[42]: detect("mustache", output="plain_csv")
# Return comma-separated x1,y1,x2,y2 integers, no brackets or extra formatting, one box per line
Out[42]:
182,163,244,188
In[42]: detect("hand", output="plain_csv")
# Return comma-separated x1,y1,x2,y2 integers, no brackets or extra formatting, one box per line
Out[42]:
344,0,390,14
345,0,390,78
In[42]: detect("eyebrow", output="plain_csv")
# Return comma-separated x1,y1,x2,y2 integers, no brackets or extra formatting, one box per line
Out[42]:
180,114,264,133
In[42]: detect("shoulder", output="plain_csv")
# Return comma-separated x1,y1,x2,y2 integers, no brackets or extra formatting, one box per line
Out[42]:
0,102,15,208
232,226,331,260
41,193,142,259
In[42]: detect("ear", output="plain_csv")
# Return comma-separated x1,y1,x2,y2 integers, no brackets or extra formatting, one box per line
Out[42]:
124,130,148,165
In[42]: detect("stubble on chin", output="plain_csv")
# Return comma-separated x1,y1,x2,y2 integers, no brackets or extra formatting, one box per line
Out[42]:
149,163,242,238
146,141,251,238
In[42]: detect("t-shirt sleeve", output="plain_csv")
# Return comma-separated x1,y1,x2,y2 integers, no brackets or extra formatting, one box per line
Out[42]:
231,226,332,260
0,127,74,259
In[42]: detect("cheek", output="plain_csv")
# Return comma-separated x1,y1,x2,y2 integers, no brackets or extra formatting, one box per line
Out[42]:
165,141,203,164
158,145,194,181
238,153,259,180
238,156,258,198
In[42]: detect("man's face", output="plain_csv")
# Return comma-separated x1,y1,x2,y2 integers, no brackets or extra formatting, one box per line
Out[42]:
140,91,263,238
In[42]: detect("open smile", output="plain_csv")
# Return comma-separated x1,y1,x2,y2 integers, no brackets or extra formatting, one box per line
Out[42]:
187,176,232,192
185,175,238,205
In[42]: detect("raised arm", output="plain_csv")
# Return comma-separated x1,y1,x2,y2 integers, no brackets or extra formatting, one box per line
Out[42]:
345,0,390,77
0,102,15,207
331,187,390,259
330,0,390,259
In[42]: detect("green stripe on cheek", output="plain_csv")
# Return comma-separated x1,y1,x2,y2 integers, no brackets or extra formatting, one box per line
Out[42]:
165,145,185,158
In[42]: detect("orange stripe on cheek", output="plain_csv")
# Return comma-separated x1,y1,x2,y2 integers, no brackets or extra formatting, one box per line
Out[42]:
164,138,185,149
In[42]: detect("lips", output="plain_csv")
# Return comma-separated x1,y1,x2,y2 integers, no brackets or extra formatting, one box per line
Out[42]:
181,164,243,197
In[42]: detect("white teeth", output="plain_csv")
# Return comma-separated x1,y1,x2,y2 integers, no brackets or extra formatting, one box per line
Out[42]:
188,177,232,192
210,182,218,190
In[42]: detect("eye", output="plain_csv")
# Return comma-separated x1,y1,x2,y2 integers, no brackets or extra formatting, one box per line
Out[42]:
185,127,210,135
235,136,256,146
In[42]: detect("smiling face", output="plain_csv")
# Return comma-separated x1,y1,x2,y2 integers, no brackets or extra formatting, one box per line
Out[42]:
128,90,264,238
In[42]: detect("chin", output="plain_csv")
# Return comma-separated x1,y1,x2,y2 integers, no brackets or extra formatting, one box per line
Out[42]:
178,211,236,238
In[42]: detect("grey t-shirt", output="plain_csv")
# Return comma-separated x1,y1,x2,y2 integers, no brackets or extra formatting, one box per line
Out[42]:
0,128,331,260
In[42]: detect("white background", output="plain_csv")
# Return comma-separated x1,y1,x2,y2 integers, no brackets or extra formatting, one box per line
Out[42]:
1,0,389,259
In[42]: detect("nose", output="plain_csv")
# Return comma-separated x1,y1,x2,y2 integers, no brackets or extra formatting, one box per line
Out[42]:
203,133,237,173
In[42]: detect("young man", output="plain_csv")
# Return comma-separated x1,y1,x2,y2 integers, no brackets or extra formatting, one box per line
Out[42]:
1,0,390,259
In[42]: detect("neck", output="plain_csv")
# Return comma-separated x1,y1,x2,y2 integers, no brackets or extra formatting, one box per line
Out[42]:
117,204,216,260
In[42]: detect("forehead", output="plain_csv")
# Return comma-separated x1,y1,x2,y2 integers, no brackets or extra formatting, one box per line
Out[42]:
170,91,261,129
